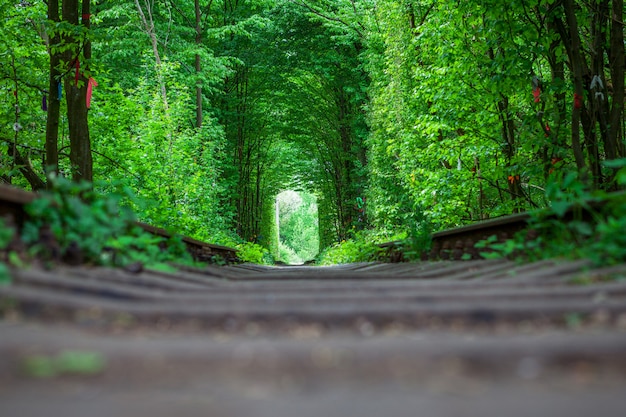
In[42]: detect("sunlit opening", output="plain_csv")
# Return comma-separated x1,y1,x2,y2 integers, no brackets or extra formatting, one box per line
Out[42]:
275,190,319,264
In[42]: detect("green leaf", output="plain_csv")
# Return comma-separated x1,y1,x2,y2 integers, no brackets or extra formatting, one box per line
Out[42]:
615,167,626,186
551,201,571,218
602,158,626,169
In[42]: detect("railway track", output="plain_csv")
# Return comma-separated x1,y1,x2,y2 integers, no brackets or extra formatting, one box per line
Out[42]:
379,212,533,261
1,260,626,416
380,192,624,261
3,258,626,329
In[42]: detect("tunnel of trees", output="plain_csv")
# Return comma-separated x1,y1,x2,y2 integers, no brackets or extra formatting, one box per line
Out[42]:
1,0,624,260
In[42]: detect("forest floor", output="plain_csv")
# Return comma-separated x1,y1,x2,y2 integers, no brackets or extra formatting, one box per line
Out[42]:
1,260,626,416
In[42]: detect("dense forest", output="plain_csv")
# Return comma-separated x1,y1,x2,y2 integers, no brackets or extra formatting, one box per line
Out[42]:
1,0,624,263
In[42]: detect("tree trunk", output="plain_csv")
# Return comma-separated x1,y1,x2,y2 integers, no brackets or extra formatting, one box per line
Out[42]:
561,0,590,182
7,145,46,190
497,95,523,212
63,0,92,182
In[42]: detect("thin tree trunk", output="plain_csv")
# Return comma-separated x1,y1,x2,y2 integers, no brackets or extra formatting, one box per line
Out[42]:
562,0,589,180
134,0,169,110
544,20,567,179
45,0,61,184
10,55,18,182
497,95,522,212
195,0,203,129
608,0,625,159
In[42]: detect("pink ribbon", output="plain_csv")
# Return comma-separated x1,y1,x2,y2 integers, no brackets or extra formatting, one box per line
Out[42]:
86,77,98,109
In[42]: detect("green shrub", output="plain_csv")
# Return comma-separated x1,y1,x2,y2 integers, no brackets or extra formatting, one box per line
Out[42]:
316,231,384,265
477,169,626,267
236,241,273,264
21,176,193,269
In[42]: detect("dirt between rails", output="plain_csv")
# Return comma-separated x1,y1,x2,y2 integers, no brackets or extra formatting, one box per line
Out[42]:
1,260,626,416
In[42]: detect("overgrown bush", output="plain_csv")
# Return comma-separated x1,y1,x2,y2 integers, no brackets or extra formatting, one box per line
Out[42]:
477,165,626,266
316,231,384,265
18,176,193,270
235,241,273,265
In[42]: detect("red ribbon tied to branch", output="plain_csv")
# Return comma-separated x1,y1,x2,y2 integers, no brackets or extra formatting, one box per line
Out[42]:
544,123,551,137
532,86,541,103
531,76,541,103
574,93,583,109
86,77,98,109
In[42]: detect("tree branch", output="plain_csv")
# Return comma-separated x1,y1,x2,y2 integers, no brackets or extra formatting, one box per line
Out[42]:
2,138,46,190
289,0,364,38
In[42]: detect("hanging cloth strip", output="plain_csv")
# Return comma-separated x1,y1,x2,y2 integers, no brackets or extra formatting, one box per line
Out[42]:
574,93,583,109
531,76,541,103
532,86,541,103
86,77,98,109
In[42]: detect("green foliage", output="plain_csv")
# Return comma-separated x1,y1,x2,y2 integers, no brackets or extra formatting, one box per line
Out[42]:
365,0,625,239
316,231,384,265
235,241,273,265
0,0,49,188
21,176,193,268
276,191,319,264
476,174,626,267
395,208,433,261
3,0,624,265
265,2,370,246
277,241,299,264
88,69,231,245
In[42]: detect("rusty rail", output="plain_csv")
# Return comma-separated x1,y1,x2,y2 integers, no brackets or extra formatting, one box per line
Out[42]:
428,212,532,260
378,213,532,262
380,192,625,262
